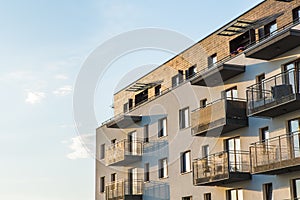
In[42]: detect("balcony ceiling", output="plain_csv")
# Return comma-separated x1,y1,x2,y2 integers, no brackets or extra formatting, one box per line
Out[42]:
190,64,245,86
245,28,300,60
106,115,142,128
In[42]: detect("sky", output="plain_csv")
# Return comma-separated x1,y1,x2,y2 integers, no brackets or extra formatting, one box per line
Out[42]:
0,1,262,200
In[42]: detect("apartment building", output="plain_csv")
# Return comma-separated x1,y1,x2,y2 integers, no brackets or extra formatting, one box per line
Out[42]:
96,0,300,199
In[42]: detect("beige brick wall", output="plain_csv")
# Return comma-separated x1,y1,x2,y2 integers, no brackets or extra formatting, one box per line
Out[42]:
113,0,300,116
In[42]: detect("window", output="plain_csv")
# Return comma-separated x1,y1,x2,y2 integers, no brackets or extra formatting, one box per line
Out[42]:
293,6,300,21
144,124,149,143
159,158,168,178
135,89,148,106
100,144,105,159
172,70,184,87
288,118,300,158
225,137,241,172
283,61,298,93
226,189,243,200
202,145,210,169
182,196,192,200
155,85,161,96
111,173,116,182
181,151,191,173
204,193,212,200
264,21,277,36
260,127,270,142
208,54,217,68
263,183,273,200
185,65,196,79
229,29,255,54
100,176,105,193
224,86,238,100
158,118,167,137
111,139,116,144
256,73,265,99
291,178,300,199
144,163,150,182
179,107,189,129
200,99,207,108
123,99,133,113
202,145,210,158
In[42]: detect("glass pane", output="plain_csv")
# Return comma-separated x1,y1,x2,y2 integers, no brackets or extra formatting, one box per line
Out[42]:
270,23,277,34
231,190,237,200
184,108,189,128
238,189,243,200
295,179,300,198
163,119,167,136
185,152,191,172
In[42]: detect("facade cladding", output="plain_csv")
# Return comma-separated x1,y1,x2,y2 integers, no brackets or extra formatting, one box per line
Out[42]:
96,0,300,199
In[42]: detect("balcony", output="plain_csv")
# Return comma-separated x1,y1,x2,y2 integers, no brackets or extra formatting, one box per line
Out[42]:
247,68,300,117
245,21,300,60
106,179,143,200
105,115,142,128
191,98,248,136
190,62,245,86
105,140,143,166
250,131,300,175
192,151,251,186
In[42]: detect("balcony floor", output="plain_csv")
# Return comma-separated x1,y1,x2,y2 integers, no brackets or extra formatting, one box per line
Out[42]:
252,157,300,175
248,94,300,117
194,172,251,186
107,155,142,166
192,118,248,136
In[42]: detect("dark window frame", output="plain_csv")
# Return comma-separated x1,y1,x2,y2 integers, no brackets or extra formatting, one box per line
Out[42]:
179,107,190,129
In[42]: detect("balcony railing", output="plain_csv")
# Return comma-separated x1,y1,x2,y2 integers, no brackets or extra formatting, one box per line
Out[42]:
105,140,143,166
247,68,300,117
191,98,248,136
250,131,300,174
244,19,300,60
106,179,143,200
193,151,251,186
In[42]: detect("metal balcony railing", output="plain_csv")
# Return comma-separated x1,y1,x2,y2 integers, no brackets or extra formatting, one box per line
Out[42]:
191,98,248,136
250,131,300,174
105,140,143,166
193,150,250,185
247,68,300,117
105,179,143,200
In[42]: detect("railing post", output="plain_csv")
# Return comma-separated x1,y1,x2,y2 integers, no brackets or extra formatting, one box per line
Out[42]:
255,143,258,170
278,135,282,163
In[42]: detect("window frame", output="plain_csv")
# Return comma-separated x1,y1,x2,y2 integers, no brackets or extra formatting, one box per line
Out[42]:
158,118,167,138
144,163,150,182
204,193,212,200
182,196,192,200
144,124,149,143
291,178,300,199
262,182,273,200
180,150,192,174
100,176,105,193
158,158,168,179
100,143,105,160
226,188,243,200
179,107,190,129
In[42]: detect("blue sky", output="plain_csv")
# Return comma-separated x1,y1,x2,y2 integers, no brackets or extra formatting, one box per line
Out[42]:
0,1,262,200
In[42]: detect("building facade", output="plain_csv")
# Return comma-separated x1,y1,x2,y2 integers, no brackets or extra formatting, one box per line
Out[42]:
96,0,300,199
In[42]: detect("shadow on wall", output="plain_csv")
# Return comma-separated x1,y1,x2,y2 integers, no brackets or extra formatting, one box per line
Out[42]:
143,140,168,154
143,181,170,200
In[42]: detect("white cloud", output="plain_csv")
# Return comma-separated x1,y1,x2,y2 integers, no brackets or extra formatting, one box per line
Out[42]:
66,135,94,160
25,91,46,104
54,74,68,80
53,85,72,96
